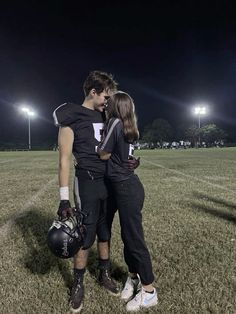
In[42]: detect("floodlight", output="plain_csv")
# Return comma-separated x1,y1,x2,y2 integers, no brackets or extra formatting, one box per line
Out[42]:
193,104,208,146
20,105,36,150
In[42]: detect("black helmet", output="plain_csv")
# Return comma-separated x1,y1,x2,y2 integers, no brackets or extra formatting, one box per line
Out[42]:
47,214,85,259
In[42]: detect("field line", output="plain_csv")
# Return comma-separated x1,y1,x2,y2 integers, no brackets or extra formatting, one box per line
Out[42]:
142,158,236,193
0,175,57,242
0,159,18,164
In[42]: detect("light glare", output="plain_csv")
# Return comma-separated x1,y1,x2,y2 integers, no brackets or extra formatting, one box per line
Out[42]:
20,106,36,117
194,105,207,115
21,107,29,113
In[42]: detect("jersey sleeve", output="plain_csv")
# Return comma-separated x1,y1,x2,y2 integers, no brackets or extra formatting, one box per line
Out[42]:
99,118,121,153
53,102,82,127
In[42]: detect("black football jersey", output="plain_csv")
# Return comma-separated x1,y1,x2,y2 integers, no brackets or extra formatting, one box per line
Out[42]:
99,118,134,182
53,103,106,174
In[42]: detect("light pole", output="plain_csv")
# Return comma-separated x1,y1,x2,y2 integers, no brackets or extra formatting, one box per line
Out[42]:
194,106,206,146
21,107,35,150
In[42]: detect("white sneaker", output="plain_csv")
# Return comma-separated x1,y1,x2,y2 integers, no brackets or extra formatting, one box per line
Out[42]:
121,276,141,301
126,287,158,312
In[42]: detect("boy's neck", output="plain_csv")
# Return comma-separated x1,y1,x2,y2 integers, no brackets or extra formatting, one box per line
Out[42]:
82,98,95,110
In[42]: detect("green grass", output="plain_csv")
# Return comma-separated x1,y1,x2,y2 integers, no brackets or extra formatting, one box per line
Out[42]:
0,148,236,313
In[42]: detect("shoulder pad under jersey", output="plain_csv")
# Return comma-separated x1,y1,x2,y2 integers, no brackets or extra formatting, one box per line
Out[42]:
53,102,82,127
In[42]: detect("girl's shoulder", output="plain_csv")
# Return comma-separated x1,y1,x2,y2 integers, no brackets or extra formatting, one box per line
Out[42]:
107,117,122,129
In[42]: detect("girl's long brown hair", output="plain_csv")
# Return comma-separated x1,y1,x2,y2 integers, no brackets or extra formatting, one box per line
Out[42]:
106,91,139,143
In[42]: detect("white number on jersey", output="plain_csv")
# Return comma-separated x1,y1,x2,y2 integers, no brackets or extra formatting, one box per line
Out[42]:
92,123,104,142
128,144,134,157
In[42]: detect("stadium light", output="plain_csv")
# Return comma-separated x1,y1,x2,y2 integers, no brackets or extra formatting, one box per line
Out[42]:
194,106,207,128
21,106,36,150
194,105,207,146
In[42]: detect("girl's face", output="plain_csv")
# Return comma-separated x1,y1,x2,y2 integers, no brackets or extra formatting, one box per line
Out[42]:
105,96,116,116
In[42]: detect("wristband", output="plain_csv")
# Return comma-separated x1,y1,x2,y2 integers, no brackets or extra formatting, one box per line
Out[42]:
59,186,69,200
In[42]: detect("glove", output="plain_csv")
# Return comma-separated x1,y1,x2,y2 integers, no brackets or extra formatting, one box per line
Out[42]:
57,200,74,218
123,156,140,170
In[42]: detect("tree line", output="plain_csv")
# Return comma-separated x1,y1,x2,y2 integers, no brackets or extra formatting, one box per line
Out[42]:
141,119,227,148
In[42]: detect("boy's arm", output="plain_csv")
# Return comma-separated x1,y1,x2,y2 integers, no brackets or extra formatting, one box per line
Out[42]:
57,126,74,218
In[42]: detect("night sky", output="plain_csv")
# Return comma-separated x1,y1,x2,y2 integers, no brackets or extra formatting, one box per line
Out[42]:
0,2,236,148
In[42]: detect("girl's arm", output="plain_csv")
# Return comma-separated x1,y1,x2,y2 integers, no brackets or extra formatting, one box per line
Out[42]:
97,118,120,160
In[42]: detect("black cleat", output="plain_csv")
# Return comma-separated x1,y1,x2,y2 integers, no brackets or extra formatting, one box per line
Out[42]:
98,268,120,296
70,277,84,313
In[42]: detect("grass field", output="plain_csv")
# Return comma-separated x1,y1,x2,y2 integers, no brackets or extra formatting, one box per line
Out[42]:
0,148,236,314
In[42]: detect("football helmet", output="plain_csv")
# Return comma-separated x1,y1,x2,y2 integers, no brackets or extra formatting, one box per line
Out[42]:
47,212,85,259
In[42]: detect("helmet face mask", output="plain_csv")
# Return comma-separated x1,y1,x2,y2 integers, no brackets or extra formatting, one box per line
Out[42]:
47,214,85,259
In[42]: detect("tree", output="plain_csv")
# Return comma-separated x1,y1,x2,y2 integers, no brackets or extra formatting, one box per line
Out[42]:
142,119,173,145
200,124,227,146
185,125,200,147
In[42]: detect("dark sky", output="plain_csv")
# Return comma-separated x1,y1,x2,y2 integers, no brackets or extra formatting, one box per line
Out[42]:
0,1,236,147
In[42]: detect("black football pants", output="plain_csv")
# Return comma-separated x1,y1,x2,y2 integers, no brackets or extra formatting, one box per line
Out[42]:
74,170,110,249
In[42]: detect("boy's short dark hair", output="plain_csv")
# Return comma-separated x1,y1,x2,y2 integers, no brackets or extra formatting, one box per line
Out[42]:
83,70,118,96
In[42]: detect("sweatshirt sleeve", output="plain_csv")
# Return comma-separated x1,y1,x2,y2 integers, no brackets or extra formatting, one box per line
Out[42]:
99,118,121,153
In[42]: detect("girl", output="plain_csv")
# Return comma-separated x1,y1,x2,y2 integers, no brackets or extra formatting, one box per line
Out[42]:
97,91,158,312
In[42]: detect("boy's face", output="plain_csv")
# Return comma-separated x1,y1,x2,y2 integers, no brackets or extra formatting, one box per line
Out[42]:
92,89,113,112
